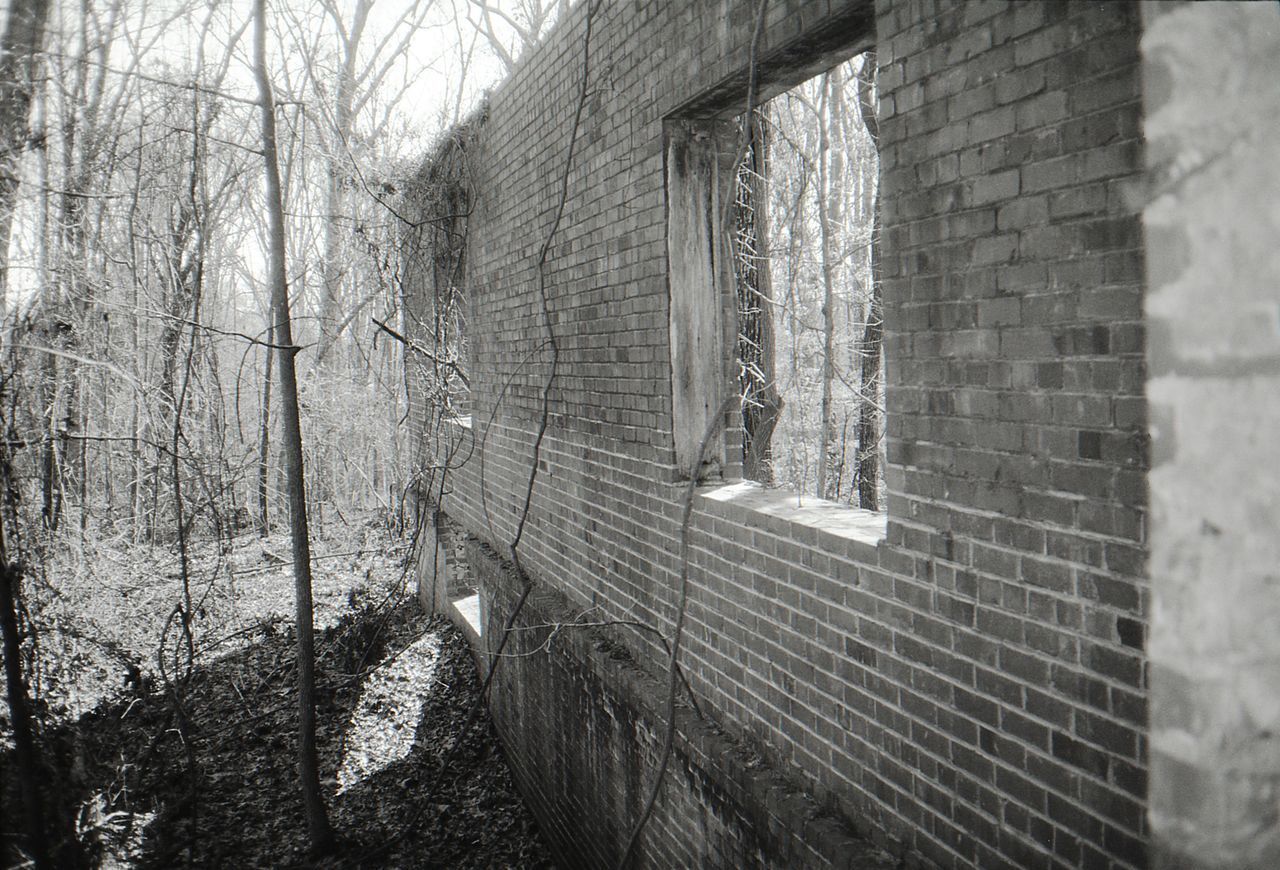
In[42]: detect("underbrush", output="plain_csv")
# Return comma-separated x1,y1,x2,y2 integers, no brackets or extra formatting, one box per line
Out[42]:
4,512,408,731
1,513,551,868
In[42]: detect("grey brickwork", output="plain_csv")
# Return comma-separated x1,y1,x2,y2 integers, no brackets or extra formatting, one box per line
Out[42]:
405,1,1156,867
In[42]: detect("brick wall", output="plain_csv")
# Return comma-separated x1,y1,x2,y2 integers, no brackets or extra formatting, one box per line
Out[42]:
470,539,895,869
405,1,1150,867
873,3,1148,866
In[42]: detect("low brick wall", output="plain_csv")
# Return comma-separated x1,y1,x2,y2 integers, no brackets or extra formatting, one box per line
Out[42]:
465,538,895,870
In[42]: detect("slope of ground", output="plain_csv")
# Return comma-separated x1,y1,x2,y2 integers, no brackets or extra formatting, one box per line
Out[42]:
1,520,554,868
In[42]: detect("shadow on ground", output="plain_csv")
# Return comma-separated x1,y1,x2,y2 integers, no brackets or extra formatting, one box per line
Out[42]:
2,600,553,868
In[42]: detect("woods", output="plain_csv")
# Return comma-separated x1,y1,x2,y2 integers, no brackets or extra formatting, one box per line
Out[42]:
0,0,559,865
0,0,485,552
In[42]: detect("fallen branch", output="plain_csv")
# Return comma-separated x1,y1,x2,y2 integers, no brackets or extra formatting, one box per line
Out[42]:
372,316,470,387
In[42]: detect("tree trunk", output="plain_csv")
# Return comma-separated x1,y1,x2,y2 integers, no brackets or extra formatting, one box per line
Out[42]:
253,0,336,854
856,285,882,510
0,0,49,313
39,332,64,531
257,320,274,535
737,109,782,483
815,72,838,501
315,0,371,364
855,52,881,511
101,310,113,524
47,23,94,534
0,561,50,869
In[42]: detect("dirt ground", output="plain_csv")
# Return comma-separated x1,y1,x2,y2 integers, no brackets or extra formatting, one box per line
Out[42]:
1,521,554,868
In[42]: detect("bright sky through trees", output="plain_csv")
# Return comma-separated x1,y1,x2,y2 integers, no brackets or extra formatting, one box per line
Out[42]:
0,0,525,310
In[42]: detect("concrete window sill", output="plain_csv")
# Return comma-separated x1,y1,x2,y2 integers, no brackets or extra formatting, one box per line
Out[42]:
697,480,886,562
450,592,483,641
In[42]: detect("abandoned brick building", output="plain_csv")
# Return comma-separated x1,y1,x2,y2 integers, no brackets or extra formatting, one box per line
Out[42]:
401,1,1280,868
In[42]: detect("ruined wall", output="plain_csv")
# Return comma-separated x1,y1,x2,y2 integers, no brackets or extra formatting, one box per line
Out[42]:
1141,3,1280,868
470,539,893,870
407,1,1151,867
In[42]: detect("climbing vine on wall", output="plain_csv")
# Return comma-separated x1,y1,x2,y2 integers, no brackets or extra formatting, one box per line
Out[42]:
395,104,487,514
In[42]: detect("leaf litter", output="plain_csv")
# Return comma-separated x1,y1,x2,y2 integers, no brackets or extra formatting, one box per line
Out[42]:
1,515,555,868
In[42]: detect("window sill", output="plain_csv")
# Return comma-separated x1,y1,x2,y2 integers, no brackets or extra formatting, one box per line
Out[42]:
450,592,483,641
697,480,886,559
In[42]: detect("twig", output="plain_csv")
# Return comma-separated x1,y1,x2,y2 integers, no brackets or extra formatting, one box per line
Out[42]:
371,316,469,386
499,612,704,719
39,49,305,107
226,545,408,577
477,337,554,541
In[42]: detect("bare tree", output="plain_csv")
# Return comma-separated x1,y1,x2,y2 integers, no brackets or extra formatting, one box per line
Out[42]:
815,68,842,500
0,558,49,868
253,0,336,854
854,50,881,510
0,0,49,313
734,109,782,483
462,0,566,74
305,0,434,361
257,318,274,534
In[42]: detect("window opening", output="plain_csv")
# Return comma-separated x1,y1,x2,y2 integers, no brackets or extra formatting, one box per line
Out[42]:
731,51,883,510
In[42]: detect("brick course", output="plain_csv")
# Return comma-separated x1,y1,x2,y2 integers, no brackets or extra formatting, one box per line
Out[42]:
405,1,1149,868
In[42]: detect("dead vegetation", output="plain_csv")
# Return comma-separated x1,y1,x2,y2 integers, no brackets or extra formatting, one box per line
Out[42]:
1,520,552,869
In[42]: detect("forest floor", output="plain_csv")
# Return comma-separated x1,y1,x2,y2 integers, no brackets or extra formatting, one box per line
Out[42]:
1,516,554,868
